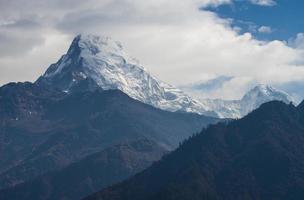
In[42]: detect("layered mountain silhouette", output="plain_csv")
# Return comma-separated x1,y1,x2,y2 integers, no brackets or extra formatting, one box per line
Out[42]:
0,34,299,200
0,82,217,191
0,34,221,199
0,139,168,200
84,100,304,200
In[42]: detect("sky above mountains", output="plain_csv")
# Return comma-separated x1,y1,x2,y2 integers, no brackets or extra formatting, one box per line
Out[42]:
205,0,304,41
0,0,304,100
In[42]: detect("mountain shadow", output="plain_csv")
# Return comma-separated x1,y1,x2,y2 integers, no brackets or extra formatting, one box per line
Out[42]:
0,139,168,200
84,101,304,200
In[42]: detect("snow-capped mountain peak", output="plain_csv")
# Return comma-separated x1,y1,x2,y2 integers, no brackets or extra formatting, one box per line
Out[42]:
240,84,292,116
199,84,293,118
43,34,139,79
242,84,290,101
37,34,217,117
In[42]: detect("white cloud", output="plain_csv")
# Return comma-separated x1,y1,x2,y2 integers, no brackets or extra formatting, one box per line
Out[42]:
289,33,304,49
202,0,231,7
0,0,303,100
250,0,276,6
258,26,272,34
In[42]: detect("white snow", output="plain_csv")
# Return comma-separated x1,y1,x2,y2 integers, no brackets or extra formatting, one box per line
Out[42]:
199,84,293,118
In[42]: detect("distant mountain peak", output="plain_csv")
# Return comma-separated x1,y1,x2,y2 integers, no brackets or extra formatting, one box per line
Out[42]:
197,84,293,118
240,84,293,116
243,84,291,100
250,84,274,94
37,34,217,117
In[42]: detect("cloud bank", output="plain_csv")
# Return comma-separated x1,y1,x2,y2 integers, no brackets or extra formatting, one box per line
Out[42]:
0,0,304,99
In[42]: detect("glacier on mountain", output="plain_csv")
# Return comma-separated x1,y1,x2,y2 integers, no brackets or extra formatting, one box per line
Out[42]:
37,34,217,117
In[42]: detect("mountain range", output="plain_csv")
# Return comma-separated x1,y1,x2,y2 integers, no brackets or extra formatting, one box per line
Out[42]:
0,82,217,192
0,34,221,199
0,34,299,200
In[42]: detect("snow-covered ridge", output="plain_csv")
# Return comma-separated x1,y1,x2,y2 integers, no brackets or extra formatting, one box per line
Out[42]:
200,84,293,118
38,34,217,117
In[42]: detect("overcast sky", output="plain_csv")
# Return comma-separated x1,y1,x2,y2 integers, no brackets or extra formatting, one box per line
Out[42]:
1,0,304,100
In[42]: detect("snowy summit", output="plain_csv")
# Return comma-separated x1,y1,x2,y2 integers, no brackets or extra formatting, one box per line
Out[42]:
201,84,293,118
37,34,217,117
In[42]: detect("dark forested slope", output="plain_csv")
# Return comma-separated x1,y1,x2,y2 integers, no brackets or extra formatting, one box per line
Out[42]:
85,101,304,200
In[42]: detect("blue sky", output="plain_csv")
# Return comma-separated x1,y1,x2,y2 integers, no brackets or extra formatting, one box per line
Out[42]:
204,0,304,41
